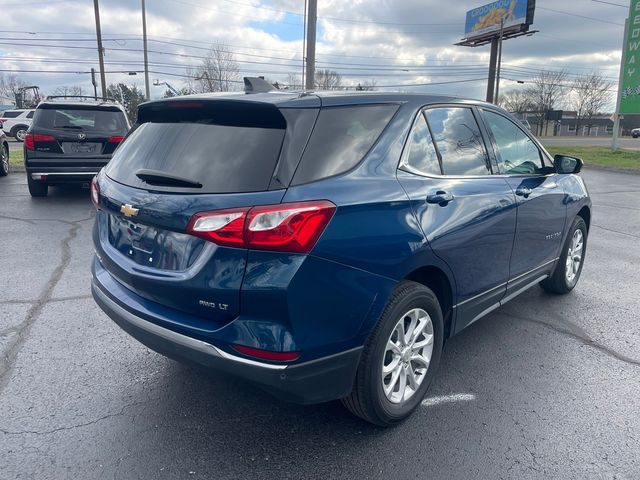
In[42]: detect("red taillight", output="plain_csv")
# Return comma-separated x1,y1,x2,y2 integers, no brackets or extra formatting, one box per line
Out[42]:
91,177,100,208
185,200,336,254
245,201,336,252
232,344,301,362
0,119,6,123
24,133,55,151
187,207,250,247
108,135,124,143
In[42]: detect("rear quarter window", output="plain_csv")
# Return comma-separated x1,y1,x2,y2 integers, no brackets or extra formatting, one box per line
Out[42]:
291,104,398,185
1,111,22,118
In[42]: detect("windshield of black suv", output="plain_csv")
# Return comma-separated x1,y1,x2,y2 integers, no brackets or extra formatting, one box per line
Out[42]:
34,106,128,133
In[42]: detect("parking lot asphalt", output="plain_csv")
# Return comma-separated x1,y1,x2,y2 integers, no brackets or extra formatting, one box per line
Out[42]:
0,168,638,480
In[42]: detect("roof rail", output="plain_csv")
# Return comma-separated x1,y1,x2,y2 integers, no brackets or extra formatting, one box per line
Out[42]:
45,95,119,103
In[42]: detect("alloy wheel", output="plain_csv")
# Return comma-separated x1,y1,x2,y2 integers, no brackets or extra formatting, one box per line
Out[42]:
381,308,434,404
565,229,584,284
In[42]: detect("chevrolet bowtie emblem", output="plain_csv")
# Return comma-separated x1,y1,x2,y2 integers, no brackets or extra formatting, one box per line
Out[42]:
120,204,139,217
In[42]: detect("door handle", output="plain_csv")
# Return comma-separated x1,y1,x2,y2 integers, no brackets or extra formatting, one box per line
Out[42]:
427,191,455,206
515,187,532,198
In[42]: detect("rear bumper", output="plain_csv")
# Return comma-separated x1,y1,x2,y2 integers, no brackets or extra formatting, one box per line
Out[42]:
26,165,105,184
92,278,362,405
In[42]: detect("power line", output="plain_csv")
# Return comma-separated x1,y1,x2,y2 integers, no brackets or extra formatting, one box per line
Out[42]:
591,0,628,8
537,6,624,26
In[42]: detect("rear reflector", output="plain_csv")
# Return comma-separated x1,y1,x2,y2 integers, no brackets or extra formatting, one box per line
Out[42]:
108,135,124,143
186,200,336,253
24,133,55,151
232,344,301,362
91,176,100,208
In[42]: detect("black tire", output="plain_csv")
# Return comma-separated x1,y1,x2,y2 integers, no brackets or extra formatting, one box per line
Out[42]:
27,175,48,197
540,216,587,294
11,126,27,142
341,281,444,426
0,143,8,177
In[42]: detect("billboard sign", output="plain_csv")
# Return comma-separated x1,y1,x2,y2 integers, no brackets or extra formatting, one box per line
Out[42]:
619,0,640,114
464,0,534,42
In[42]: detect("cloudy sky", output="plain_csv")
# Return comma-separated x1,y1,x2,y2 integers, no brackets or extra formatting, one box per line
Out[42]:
0,0,630,103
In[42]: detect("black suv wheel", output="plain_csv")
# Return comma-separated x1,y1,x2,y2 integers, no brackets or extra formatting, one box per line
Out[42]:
27,175,48,197
0,143,8,176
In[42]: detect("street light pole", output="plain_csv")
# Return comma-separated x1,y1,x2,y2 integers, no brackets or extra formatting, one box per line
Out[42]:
305,0,317,90
141,0,151,101
93,0,107,98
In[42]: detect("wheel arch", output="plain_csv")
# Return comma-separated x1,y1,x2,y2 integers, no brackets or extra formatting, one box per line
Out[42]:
577,205,591,232
404,265,454,339
10,124,28,136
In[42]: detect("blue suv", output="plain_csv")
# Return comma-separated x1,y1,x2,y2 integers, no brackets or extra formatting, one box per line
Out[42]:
91,92,591,426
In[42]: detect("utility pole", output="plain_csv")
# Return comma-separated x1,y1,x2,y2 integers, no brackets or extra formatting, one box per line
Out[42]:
93,0,107,99
141,0,151,101
485,37,499,104
494,18,505,105
305,0,317,90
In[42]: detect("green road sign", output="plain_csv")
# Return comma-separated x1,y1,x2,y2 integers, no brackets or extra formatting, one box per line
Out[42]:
620,0,640,114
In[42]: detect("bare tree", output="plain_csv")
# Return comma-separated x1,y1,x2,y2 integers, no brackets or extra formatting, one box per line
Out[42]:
187,43,241,93
0,73,27,100
526,69,568,136
283,73,302,90
499,89,535,114
315,69,342,90
52,85,85,97
571,72,612,136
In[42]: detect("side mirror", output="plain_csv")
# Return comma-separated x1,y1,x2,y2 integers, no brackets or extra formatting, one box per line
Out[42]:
554,154,583,174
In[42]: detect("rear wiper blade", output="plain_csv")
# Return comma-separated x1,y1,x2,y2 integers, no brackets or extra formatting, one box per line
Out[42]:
135,169,202,188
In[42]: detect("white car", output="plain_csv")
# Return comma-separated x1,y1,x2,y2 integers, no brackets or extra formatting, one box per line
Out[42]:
0,109,35,142
631,128,640,138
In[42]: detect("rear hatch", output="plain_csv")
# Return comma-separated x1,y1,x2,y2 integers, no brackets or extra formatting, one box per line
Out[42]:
95,98,315,328
26,104,129,166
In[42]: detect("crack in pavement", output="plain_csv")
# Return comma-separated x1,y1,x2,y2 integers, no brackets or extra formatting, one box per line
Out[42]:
0,400,149,436
0,218,84,394
48,294,93,304
0,296,93,338
592,224,640,239
0,213,94,226
503,312,640,367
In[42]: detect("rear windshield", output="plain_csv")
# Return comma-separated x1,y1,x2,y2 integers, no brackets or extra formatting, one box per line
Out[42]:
34,107,128,133
105,122,285,194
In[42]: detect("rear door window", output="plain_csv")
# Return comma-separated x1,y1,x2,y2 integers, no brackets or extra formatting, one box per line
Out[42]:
105,122,285,194
291,104,398,185
425,107,491,176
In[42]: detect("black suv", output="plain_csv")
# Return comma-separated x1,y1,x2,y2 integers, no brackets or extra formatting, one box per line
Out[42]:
24,97,130,197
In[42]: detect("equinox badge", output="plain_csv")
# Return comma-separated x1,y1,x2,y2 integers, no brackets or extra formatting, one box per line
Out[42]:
120,204,139,217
